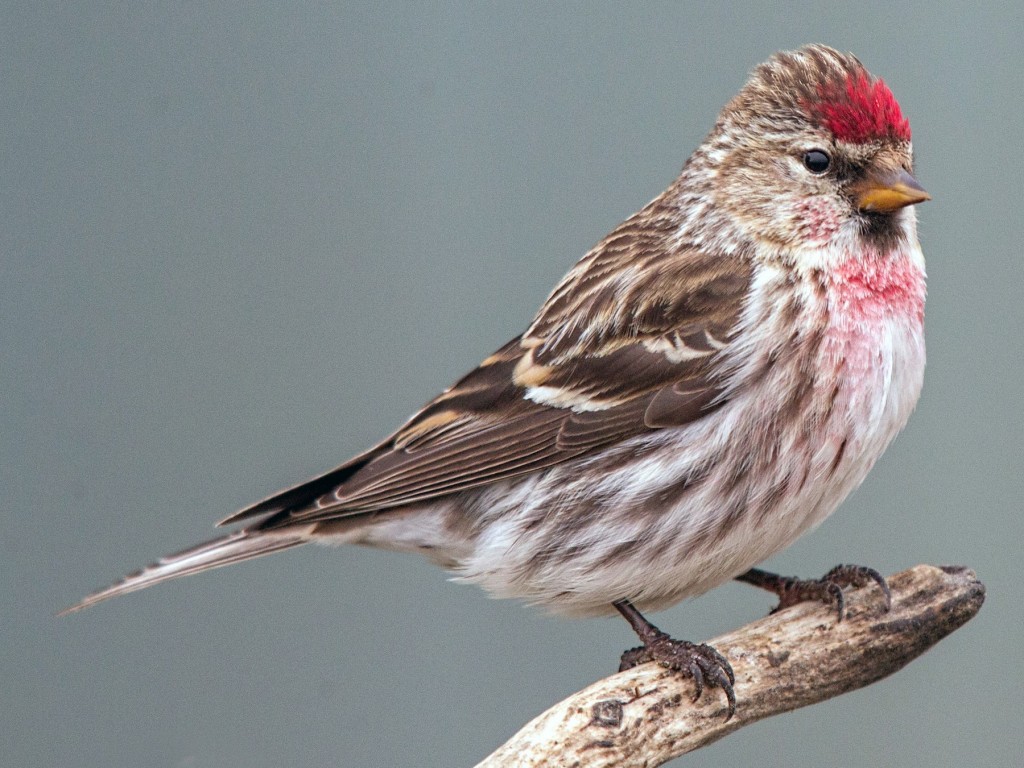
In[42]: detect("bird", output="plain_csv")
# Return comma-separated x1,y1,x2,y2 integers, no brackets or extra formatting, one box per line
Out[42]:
63,44,929,718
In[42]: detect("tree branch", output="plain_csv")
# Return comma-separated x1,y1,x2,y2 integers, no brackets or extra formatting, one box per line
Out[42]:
477,564,984,768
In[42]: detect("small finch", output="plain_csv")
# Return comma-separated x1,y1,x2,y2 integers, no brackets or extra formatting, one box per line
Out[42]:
64,45,929,716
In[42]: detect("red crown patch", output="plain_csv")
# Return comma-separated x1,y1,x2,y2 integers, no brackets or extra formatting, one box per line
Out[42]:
813,71,911,144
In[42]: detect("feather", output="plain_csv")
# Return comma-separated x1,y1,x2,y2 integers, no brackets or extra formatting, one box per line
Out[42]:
59,529,309,615
222,228,751,528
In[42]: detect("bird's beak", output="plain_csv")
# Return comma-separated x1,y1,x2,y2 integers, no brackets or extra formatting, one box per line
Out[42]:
853,168,931,213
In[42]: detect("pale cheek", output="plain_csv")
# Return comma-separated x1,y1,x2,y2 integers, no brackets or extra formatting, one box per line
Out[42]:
793,197,842,244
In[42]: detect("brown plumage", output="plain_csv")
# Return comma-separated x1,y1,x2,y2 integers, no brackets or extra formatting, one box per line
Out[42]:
63,45,930,720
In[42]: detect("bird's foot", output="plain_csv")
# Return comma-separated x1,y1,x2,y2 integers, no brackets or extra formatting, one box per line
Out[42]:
737,564,891,621
619,634,736,717
614,599,735,719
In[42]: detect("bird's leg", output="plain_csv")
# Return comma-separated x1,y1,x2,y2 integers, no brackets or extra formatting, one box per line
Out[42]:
613,599,736,719
735,564,892,621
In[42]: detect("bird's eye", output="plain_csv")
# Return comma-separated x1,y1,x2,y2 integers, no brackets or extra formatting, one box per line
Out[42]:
803,149,831,174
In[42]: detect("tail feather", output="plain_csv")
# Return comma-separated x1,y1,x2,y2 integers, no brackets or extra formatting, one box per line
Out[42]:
59,528,310,616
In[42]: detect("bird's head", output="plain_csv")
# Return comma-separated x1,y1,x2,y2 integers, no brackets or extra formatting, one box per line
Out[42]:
696,44,929,260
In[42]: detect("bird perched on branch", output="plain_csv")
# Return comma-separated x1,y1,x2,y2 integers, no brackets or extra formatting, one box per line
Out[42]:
64,44,929,718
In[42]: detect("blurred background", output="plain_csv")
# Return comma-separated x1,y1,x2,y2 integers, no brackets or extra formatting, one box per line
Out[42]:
4,2,1021,766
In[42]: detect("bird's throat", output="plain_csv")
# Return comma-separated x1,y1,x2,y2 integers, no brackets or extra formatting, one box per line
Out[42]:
827,248,926,326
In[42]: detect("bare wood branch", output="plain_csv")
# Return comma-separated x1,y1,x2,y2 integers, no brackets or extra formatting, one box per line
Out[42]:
477,564,984,768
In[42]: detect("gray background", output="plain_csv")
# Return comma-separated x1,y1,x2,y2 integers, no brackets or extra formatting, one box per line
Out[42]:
4,2,1021,767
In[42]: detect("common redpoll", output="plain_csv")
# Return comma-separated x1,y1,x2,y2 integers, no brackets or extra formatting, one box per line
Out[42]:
64,45,929,716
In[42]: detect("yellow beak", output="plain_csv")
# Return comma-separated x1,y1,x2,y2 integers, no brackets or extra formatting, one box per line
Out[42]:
854,168,931,213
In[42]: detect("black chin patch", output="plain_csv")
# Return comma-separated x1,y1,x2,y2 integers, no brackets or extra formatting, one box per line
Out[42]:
858,209,908,252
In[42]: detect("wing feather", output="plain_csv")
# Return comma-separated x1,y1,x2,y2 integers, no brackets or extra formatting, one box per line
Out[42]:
225,204,753,531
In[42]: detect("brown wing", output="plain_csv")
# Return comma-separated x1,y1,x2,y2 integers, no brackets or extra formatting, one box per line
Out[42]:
222,203,752,530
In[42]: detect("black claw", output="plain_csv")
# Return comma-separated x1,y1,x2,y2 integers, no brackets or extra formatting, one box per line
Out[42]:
868,568,892,609
708,644,735,685
689,661,705,701
712,666,737,719
826,581,846,621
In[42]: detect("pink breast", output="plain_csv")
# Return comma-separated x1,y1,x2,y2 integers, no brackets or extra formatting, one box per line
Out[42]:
828,252,925,326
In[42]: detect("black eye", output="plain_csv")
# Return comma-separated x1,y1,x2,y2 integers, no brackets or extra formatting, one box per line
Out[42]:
803,149,831,174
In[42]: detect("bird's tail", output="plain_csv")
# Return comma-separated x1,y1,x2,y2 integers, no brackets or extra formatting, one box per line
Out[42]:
58,527,311,616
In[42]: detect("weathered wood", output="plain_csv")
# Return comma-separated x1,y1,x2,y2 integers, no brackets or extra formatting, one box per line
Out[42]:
477,564,984,767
